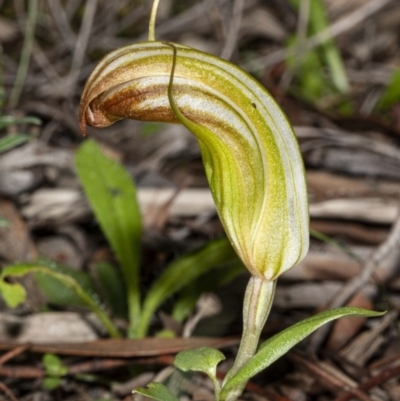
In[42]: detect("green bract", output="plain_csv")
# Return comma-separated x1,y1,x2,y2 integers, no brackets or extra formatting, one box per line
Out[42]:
79,41,309,280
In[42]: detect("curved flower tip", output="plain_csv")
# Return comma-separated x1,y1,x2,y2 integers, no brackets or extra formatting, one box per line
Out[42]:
79,41,309,280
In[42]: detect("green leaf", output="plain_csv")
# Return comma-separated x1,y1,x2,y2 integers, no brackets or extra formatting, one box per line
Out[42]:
0,279,27,308
0,115,41,130
175,347,225,379
156,329,176,338
289,0,349,94
0,263,120,338
34,259,98,308
220,307,385,400
42,353,68,377
378,68,400,110
75,139,141,337
307,0,349,93
0,134,32,154
93,262,127,318
287,36,329,103
133,382,179,401
43,377,62,390
137,237,238,337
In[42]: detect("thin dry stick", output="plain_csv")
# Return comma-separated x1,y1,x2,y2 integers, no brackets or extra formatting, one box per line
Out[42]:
334,363,400,401
65,0,98,91
205,0,228,43
330,210,400,308
67,358,131,374
309,205,400,352
0,345,28,366
159,0,229,39
31,42,61,83
220,0,245,60
45,0,76,49
0,382,19,401
290,353,373,401
242,0,394,70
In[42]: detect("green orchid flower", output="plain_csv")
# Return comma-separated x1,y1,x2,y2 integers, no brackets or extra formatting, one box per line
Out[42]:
79,34,309,283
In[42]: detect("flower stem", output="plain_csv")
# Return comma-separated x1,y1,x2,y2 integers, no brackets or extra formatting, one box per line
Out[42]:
148,0,160,41
221,276,276,401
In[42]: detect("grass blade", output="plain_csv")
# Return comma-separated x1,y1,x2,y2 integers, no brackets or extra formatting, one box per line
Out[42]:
137,238,237,337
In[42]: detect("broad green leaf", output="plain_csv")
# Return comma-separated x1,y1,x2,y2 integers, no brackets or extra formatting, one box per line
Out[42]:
378,68,400,110
0,115,41,130
0,133,32,153
133,382,179,401
0,263,120,338
34,259,97,308
220,307,385,400
0,279,26,308
172,263,245,323
43,377,62,390
174,347,225,379
93,262,127,318
79,41,309,282
75,139,141,337
137,237,238,337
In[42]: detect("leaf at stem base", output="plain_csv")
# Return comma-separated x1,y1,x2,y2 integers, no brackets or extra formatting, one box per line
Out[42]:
174,346,225,379
220,307,385,400
133,382,179,401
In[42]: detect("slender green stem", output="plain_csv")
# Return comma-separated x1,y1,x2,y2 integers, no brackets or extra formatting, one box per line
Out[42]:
221,276,276,401
211,375,221,401
148,0,160,41
94,305,121,338
10,0,37,108
127,285,141,338
135,297,155,338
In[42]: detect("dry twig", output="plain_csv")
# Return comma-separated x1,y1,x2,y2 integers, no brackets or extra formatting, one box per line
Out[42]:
0,382,19,401
309,205,400,351
0,345,29,366
243,0,394,70
290,353,373,401
220,0,245,60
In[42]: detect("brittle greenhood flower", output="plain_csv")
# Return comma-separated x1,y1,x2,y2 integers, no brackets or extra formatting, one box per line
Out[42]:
79,39,309,281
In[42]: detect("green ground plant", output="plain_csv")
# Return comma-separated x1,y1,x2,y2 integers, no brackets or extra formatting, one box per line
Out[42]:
0,139,243,339
42,353,68,391
0,1,387,400
77,1,384,400
286,0,352,113
377,68,400,111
